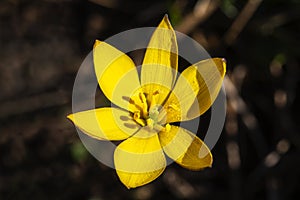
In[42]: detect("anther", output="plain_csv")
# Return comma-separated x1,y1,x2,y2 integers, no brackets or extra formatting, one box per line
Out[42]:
133,111,146,126
139,92,148,118
165,123,171,132
139,92,147,103
150,90,160,111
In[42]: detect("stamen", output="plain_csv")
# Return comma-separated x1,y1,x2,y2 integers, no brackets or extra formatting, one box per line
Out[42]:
149,90,160,111
133,111,146,126
153,123,171,132
165,123,171,132
139,92,148,118
133,110,140,119
139,92,147,103
153,90,159,95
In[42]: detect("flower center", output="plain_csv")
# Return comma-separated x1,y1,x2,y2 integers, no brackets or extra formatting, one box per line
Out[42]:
131,90,170,132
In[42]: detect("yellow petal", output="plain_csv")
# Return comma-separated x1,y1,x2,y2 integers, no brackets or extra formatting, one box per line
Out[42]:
159,125,213,170
114,128,166,188
116,168,165,189
67,107,139,140
141,15,178,106
164,58,226,123
93,40,141,112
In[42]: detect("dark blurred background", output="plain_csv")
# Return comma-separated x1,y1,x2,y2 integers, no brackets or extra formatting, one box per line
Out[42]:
0,0,299,199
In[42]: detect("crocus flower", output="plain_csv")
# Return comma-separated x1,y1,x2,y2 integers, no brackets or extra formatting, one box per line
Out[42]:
68,15,226,188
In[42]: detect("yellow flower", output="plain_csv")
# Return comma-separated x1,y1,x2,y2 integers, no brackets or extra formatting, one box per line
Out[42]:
68,15,226,189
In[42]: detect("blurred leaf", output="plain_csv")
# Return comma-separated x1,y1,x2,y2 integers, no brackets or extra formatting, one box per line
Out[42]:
168,0,182,26
70,141,89,162
221,0,238,18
